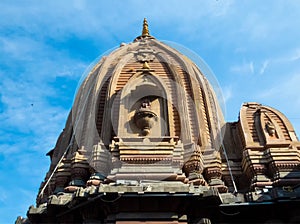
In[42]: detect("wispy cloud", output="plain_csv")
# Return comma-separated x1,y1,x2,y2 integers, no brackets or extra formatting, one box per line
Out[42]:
0,11,88,222
254,48,300,77
256,70,300,134
277,48,300,63
230,61,254,75
258,72,300,101
0,188,8,203
259,60,269,75
222,86,233,103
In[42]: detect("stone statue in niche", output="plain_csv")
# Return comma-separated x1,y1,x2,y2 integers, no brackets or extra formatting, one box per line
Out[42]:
265,121,276,136
134,98,158,136
142,99,151,108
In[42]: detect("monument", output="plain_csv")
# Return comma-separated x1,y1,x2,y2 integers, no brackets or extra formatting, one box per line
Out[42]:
17,19,300,224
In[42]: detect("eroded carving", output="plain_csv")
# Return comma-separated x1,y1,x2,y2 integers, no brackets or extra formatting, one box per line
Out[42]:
265,121,276,136
134,99,158,136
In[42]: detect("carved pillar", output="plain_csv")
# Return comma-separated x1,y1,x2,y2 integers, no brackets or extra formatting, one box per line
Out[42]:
54,158,71,194
241,149,271,190
183,143,206,186
203,148,228,193
87,142,111,186
65,147,90,192
266,146,300,186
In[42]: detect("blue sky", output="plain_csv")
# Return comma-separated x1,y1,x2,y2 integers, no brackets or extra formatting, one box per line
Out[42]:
1,0,300,222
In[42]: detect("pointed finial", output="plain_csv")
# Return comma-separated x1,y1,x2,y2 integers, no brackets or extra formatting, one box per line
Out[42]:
142,18,150,37
142,61,150,69
133,18,154,42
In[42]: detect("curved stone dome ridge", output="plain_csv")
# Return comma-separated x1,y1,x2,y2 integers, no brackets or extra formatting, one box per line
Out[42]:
158,39,225,103
71,43,136,121
72,37,220,108
67,33,228,154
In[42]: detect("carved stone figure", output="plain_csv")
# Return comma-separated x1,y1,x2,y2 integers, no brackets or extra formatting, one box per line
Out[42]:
266,121,276,136
134,99,157,136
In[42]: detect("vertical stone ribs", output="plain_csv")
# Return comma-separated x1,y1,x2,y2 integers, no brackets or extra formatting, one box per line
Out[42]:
96,77,110,136
248,107,260,143
198,83,212,148
175,65,198,143
148,61,181,137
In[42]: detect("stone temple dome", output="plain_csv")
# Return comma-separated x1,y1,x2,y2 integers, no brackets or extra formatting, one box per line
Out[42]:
45,18,226,190
23,19,300,224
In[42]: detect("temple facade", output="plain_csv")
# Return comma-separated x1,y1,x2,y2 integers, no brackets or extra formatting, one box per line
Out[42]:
19,19,300,224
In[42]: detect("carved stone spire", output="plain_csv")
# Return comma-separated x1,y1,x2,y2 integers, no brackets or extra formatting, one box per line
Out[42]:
142,18,150,36
134,18,154,41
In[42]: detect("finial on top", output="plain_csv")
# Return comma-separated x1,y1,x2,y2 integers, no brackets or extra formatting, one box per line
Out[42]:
142,18,150,37
133,18,154,42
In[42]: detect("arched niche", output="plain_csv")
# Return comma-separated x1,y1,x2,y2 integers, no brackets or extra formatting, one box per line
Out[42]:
116,71,171,137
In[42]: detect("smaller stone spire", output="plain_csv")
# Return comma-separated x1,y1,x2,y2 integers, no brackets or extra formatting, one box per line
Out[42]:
134,18,154,42
142,18,150,37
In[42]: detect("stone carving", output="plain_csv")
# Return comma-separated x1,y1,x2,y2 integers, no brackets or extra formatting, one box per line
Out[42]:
265,121,276,136
134,99,158,136
64,147,89,192
87,142,111,186
135,47,156,62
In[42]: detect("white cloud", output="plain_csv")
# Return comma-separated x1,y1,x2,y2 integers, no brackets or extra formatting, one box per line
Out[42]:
252,48,300,77
258,72,300,100
256,72,300,132
278,48,300,63
0,75,66,131
0,188,8,203
230,61,254,75
222,86,233,103
290,49,300,61
259,60,269,75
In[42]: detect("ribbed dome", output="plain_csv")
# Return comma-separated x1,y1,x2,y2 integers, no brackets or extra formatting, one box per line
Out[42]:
27,20,300,224
37,19,228,202
71,20,224,153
